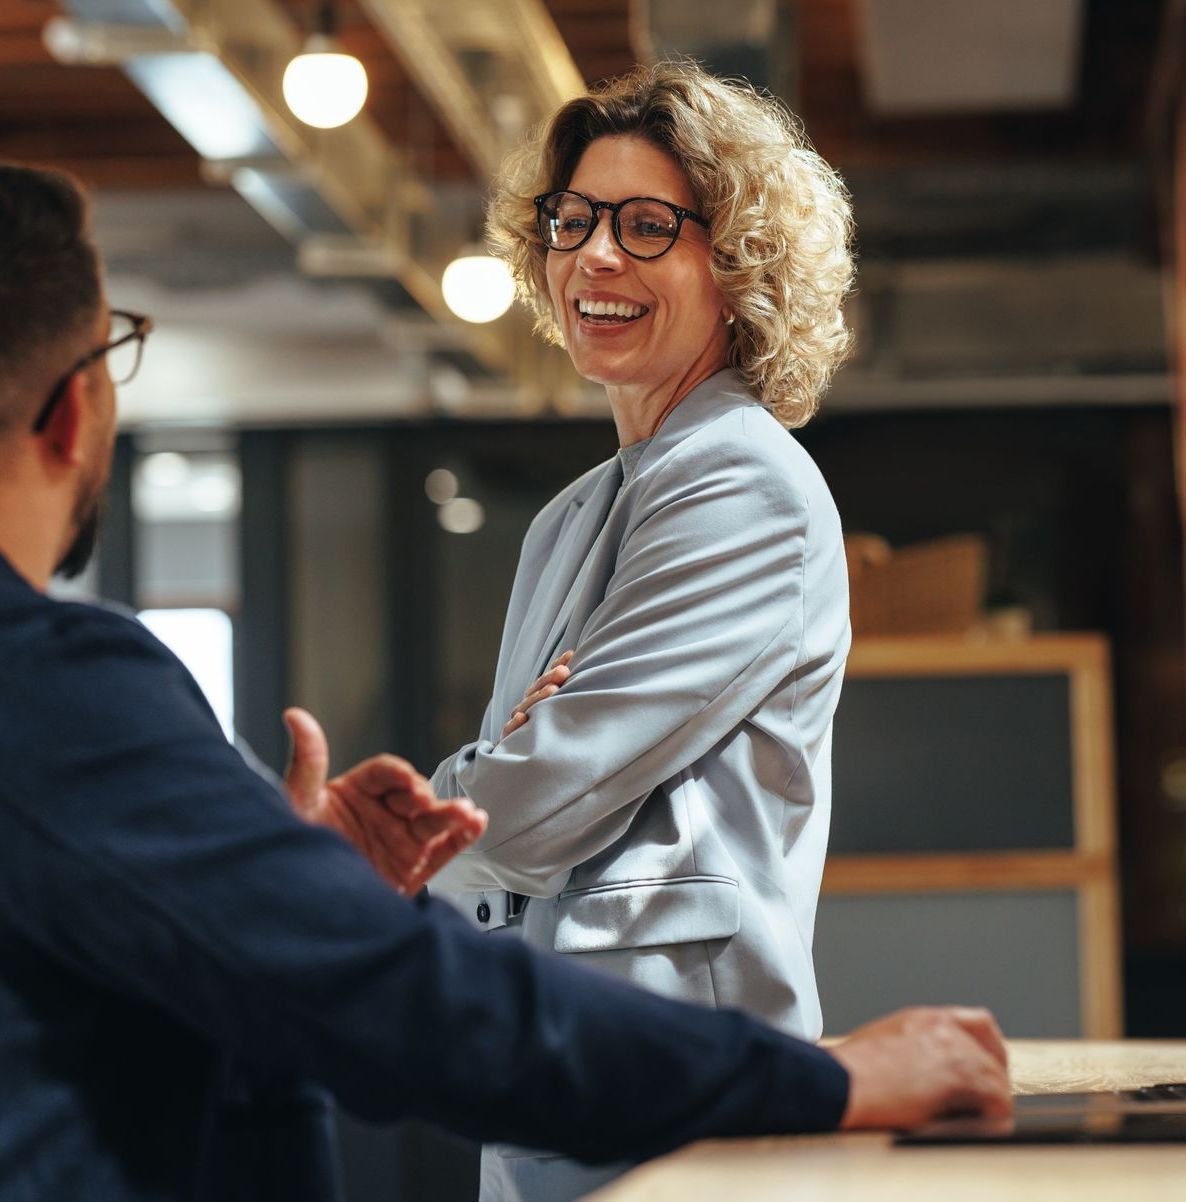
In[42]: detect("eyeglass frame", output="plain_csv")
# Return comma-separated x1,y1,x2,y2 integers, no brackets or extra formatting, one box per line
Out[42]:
31,309,154,435
534,190,710,261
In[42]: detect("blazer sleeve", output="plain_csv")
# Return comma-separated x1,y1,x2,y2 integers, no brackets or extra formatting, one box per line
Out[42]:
0,607,850,1162
431,427,827,897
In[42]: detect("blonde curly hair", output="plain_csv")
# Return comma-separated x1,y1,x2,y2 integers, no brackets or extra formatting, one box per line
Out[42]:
487,59,855,427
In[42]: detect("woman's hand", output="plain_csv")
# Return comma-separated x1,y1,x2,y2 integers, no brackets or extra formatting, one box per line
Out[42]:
501,651,574,739
283,707,487,895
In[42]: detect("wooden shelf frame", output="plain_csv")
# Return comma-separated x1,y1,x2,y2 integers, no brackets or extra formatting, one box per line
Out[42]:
824,634,1123,1038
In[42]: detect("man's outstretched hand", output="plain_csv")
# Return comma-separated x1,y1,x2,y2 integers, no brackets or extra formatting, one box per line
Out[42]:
831,1005,1012,1130
283,707,487,896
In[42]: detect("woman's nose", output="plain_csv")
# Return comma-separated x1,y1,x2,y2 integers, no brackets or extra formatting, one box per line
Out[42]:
577,211,623,272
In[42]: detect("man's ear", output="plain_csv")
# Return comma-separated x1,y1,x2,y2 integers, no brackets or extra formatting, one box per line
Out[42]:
38,372,89,468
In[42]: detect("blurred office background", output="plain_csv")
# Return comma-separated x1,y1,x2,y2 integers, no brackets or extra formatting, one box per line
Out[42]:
7,0,1186,1196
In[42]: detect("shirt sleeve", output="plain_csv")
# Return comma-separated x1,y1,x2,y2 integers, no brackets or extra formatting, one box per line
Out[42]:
0,607,849,1162
430,432,812,897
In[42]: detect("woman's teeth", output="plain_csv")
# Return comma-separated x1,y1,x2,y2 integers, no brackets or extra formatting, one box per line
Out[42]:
578,299,646,320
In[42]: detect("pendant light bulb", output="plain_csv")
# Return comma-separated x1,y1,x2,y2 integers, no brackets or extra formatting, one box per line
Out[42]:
283,32,368,130
441,252,515,324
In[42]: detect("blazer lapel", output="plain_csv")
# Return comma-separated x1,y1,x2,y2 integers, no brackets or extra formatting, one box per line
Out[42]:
499,457,625,712
528,372,763,679
497,371,760,715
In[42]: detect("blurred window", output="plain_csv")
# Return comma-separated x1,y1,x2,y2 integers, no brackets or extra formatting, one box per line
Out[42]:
139,607,235,738
133,432,242,739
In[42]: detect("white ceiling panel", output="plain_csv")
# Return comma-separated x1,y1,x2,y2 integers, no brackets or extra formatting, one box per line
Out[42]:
856,0,1083,114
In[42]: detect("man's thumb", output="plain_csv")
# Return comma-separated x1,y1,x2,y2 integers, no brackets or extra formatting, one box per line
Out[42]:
283,706,330,816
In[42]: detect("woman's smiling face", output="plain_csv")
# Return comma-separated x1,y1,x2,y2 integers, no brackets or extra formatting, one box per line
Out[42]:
545,135,731,402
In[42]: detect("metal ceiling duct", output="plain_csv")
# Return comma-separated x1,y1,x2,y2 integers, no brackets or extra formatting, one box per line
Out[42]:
45,0,574,398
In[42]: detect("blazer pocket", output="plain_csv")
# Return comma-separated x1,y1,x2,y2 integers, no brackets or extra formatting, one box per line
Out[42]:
553,875,740,954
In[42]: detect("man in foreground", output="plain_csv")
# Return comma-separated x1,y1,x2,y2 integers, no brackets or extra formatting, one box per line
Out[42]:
0,162,1011,1201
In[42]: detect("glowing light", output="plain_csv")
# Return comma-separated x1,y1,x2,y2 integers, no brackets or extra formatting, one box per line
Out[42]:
437,497,485,534
283,38,368,130
191,472,239,516
441,254,515,324
425,468,459,505
142,451,191,489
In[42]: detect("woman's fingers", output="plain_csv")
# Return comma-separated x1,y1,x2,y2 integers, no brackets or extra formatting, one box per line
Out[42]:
502,652,575,738
525,653,573,698
501,711,529,739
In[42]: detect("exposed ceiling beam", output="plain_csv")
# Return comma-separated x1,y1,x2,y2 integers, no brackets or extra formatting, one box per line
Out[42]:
502,0,590,115
354,0,586,180
353,0,500,178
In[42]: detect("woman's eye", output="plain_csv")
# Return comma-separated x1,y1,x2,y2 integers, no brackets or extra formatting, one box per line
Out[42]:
630,217,673,239
559,216,590,233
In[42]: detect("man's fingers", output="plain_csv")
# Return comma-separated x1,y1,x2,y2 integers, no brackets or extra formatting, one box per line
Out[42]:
401,815,488,895
948,1007,1009,1070
344,754,432,802
283,707,330,812
941,1050,1012,1120
833,1005,1013,1130
408,800,484,842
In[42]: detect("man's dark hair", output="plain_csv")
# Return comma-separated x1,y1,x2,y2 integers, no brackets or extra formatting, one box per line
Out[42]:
0,164,101,431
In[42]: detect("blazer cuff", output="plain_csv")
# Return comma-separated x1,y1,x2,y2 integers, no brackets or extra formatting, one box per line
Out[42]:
765,1034,850,1133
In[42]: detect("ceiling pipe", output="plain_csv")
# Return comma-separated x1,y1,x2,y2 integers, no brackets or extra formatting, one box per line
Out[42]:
51,0,560,395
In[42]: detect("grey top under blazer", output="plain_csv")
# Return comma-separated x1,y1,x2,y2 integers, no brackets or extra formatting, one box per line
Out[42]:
431,367,850,1041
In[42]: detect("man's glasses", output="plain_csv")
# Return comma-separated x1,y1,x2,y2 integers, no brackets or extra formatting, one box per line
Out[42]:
32,309,154,434
535,190,710,261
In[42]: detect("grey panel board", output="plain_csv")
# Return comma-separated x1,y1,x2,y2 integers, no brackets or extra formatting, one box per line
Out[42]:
814,890,1081,1038
831,674,1074,853
289,436,393,773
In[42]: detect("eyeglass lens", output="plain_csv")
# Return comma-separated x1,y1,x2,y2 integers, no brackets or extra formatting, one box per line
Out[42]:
106,313,144,386
541,192,681,258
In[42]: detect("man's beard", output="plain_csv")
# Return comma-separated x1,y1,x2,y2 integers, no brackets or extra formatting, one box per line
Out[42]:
54,476,107,581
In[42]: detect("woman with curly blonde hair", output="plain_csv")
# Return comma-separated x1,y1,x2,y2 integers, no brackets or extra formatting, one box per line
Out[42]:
430,58,855,1202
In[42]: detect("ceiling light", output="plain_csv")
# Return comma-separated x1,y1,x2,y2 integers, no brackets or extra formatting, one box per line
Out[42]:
283,3,368,130
441,253,515,324
283,37,368,129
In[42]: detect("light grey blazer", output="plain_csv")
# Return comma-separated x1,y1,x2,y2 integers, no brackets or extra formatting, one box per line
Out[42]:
430,368,849,1200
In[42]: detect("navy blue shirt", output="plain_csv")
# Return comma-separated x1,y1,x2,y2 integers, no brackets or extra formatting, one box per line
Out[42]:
0,553,848,1201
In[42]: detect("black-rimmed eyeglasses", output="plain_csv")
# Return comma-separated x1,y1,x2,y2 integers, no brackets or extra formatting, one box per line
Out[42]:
32,309,154,434
535,190,709,260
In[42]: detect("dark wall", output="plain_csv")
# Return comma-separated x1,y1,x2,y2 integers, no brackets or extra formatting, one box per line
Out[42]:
797,406,1186,1035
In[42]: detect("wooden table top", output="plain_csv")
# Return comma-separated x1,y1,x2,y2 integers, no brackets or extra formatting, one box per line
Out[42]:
587,1041,1186,1202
